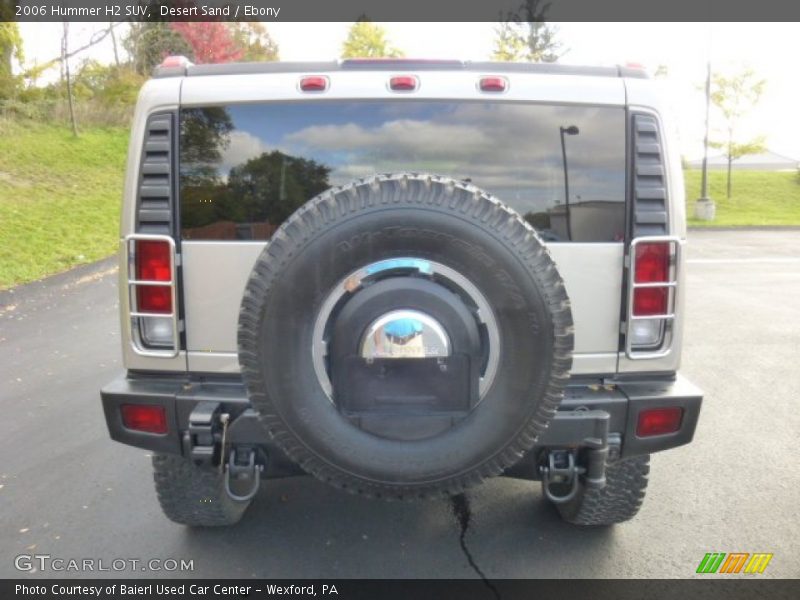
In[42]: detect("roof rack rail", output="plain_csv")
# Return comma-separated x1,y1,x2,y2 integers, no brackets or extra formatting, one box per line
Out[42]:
153,60,649,80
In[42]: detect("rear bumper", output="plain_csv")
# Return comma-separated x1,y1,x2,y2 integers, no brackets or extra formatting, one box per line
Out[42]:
101,372,702,479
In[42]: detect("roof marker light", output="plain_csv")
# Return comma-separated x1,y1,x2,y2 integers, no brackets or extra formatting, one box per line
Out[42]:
299,75,329,92
160,55,192,69
389,75,418,91
479,76,508,92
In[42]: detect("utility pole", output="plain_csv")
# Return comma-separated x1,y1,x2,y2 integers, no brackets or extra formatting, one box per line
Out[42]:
700,59,711,200
694,25,715,221
559,125,579,240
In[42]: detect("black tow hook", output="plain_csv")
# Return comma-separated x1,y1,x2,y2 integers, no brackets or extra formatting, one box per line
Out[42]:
540,411,612,504
224,446,263,502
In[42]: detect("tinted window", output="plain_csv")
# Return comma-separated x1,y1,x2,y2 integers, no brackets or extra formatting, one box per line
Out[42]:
179,101,626,242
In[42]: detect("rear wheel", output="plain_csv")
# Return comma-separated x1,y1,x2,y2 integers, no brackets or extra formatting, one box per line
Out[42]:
238,173,574,499
552,455,650,526
152,454,250,527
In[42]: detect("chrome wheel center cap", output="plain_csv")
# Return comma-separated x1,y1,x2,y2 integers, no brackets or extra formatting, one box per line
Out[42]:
360,310,450,360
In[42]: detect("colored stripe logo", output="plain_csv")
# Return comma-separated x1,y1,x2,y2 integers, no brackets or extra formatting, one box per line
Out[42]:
696,553,773,574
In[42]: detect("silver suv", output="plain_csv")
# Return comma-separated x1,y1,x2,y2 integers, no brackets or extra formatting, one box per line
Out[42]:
101,58,703,527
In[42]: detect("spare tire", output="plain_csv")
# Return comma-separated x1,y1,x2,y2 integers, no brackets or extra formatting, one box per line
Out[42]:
238,173,573,499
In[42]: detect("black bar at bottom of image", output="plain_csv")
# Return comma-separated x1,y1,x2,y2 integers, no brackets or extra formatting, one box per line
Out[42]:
3,579,800,600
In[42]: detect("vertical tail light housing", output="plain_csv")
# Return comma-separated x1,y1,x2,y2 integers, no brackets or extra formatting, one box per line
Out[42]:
126,235,179,357
626,237,680,358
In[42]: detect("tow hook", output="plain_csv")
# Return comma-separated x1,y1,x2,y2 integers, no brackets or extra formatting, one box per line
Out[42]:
540,450,584,503
540,432,613,504
224,446,263,502
539,411,620,504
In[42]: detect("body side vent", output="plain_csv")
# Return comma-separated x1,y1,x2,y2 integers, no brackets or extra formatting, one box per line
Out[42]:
136,113,175,235
631,114,669,236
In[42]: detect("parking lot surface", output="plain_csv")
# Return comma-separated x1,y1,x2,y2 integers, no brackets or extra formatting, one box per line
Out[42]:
1,230,798,579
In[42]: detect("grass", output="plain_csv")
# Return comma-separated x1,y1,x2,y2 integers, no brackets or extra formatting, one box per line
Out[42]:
0,120,128,289
684,169,800,227
1,119,798,289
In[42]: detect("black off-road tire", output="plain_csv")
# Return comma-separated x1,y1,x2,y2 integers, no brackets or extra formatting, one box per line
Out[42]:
238,173,574,500
554,455,650,526
152,454,250,527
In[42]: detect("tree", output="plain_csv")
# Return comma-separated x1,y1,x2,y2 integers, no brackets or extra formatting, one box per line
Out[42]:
492,0,563,62
229,23,279,62
61,23,78,136
227,151,331,225
708,69,766,198
124,22,192,75
341,20,404,59
0,20,24,100
170,22,243,64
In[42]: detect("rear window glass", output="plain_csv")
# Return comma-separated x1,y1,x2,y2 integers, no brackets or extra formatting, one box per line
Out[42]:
179,101,626,242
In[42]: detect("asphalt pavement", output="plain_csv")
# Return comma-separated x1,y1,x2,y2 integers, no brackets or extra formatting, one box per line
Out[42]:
1,230,798,579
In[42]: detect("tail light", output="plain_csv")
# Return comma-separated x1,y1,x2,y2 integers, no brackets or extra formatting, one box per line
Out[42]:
633,242,670,316
637,407,683,437
135,240,173,314
121,404,168,434
126,235,179,357
626,237,680,358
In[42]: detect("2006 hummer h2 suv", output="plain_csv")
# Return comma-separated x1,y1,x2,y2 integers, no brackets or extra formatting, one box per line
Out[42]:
101,58,703,527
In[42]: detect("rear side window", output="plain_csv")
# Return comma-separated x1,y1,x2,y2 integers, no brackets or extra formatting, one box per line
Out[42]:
179,101,626,242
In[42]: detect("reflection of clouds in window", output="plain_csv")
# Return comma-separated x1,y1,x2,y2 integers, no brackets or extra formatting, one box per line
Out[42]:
286,119,492,160
180,101,627,242
276,103,624,202
218,130,291,180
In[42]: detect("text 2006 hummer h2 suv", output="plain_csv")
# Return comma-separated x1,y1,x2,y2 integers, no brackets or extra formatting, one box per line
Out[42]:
101,58,703,527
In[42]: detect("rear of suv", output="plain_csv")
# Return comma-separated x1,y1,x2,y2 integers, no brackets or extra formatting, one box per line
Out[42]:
101,58,702,527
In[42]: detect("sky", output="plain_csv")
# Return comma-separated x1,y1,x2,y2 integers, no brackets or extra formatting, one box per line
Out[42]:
16,21,800,161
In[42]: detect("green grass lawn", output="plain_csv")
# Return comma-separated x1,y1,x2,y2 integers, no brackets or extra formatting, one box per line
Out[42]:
0,120,128,289
1,119,798,290
684,169,800,227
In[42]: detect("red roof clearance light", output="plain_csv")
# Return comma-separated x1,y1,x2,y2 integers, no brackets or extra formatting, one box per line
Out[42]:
479,76,508,92
160,55,191,69
121,404,168,434
637,407,683,437
633,242,670,316
389,75,418,91
299,75,329,92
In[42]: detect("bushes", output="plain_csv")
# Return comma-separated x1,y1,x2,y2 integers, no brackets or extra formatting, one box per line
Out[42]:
2,62,144,127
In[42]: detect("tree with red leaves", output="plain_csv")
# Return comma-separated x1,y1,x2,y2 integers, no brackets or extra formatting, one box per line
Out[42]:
170,22,243,64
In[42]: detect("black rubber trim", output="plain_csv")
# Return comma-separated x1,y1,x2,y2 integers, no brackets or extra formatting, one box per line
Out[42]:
101,375,183,455
102,371,700,479
618,374,702,457
100,374,303,478
136,112,176,236
154,60,649,79
630,112,669,237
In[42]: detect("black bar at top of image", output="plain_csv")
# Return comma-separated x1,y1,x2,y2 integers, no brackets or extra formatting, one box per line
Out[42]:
3,0,800,22
3,579,800,600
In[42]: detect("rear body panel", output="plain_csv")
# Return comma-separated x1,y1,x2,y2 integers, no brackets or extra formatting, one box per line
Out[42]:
119,63,686,377
181,241,624,375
